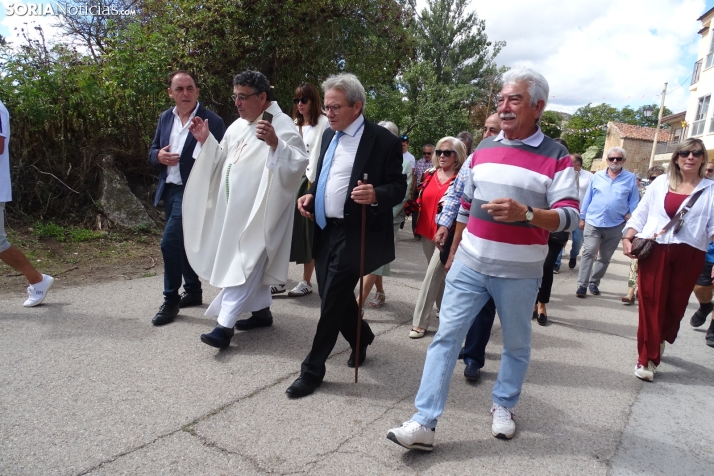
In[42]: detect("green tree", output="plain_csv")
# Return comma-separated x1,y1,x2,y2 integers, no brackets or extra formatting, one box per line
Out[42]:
562,103,619,154
540,110,563,139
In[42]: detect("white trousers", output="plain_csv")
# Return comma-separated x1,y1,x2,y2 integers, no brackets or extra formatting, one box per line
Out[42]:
205,253,272,327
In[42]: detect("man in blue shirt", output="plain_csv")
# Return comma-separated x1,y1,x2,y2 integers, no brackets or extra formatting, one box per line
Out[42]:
576,147,639,297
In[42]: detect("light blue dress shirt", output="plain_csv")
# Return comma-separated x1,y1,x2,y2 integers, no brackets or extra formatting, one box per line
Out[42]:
581,168,639,227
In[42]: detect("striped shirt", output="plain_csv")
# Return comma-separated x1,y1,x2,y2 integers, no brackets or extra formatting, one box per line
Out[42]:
455,128,579,279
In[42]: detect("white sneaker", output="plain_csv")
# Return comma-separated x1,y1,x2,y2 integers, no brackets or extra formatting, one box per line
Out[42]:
23,274,54,307
288,280,312,297
634,361,656,382
491,403,516,439
386,420,435,451
270,284,286,295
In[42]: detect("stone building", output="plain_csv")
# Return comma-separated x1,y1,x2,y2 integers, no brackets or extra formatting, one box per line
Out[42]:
590,122,670,175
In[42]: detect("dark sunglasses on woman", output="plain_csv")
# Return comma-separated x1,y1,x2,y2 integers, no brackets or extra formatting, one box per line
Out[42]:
293,97,309,105
435,150,454,157
677,150,704,158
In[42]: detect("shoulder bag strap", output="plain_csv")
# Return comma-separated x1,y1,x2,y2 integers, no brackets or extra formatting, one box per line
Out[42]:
654,189,704,238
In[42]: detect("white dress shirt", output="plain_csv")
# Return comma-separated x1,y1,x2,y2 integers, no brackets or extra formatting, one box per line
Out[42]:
166,102,201,185
576,168,593,203
324,115,365,219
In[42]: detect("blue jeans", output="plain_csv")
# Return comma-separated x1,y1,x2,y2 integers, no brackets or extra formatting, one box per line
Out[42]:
161,184,201,304
554,227,583,267
461,298,496,368
412,260,540,428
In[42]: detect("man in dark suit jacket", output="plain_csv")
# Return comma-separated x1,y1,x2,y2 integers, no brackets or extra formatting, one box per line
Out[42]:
288,73,406,398
149,70,226,326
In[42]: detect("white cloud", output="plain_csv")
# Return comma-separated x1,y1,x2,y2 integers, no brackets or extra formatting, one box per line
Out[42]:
0,1,65,46
416,0,709,114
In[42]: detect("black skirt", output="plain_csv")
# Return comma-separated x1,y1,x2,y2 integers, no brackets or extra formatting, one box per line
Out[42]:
290,175,314,264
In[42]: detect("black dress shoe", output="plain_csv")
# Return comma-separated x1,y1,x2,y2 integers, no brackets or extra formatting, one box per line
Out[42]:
286,376,322,398
152,302,180,326
235,307,273,331
464,361,481,381
179,292,202,308
347,346,368,368
537,313,547,326
200,326,234,349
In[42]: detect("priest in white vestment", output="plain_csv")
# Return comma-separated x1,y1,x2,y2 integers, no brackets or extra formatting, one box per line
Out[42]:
185,70,308,349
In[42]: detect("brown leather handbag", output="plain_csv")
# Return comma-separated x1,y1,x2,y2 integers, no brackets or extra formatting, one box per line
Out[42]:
630,189,703,260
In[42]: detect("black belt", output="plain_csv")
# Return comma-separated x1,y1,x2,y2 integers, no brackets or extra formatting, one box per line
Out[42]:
326,218,344,226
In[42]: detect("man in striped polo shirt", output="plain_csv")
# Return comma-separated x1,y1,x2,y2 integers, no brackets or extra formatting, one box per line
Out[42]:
388,68,579,450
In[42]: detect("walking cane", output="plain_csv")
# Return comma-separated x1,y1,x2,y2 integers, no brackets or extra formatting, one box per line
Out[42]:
354,173,368,383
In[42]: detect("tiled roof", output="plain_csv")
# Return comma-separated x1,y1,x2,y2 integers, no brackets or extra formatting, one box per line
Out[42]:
660,111,685,123
610,122,670,143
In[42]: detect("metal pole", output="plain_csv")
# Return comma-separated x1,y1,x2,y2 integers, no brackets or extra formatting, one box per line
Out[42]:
649,82,668,169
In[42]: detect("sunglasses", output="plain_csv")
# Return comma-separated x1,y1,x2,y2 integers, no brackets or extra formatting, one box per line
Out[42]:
677,150,704,158
293,97,309,105
435,150,454,157
706,168,714,173
399,135,409,141
606,156,624,162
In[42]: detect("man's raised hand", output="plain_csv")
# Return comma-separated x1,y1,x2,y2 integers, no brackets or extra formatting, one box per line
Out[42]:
188,117,210,145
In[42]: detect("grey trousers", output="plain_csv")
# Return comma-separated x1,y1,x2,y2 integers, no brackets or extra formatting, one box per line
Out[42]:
412,247,445,330
577,222,625,288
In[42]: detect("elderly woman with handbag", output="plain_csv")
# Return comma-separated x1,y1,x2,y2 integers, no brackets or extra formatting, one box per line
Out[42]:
622,138,714,382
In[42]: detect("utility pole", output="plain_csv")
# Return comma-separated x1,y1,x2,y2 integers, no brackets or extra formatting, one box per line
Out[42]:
649,82,668,169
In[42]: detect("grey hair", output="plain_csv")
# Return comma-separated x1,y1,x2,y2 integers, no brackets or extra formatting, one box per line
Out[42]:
606,147,627,159
502,67,549,109
378,121,399,137
322,73,366,111
456,131,474,155
432,136,467,173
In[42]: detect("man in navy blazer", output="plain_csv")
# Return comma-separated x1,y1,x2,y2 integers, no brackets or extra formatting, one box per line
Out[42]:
289,73,406,398
149,70,226,326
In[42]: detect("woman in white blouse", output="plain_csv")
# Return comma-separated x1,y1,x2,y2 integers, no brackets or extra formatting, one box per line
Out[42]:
622,138,714,382
278,82,328,297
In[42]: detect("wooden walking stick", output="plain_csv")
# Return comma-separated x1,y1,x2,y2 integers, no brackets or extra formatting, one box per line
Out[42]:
354,173,368,383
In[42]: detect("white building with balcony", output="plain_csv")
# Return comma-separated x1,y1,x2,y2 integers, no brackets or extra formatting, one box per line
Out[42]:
685,7,714,154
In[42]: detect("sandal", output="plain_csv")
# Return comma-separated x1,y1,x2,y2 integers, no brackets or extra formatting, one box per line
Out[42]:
368,291,386,308
409,327,426,339
621,294,635,305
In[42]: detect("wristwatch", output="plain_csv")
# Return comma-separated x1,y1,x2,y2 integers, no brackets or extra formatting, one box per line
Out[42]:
523,206,534,223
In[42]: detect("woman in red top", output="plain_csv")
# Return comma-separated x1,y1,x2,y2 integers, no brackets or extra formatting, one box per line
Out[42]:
410,137,465,338
415,138,461,262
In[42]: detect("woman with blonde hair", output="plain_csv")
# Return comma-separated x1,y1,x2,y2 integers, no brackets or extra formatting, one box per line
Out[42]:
409,137,466,338
623,138,714,381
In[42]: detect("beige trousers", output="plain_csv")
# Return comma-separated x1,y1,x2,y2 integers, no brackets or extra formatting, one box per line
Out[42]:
412,247,446,330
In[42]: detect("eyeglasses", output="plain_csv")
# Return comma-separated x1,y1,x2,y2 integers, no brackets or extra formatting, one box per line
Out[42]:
323,104,346,114
400,135,409,142
606,156,624,162
706,168,714,174
231,92,260,102
293,97,309,105
677,150,704,158
435,150,454,157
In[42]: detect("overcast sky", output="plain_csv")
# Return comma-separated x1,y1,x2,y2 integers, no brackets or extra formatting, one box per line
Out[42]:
2,0,714,115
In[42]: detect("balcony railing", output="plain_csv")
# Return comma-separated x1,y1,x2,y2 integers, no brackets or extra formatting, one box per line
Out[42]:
692,59,703,85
